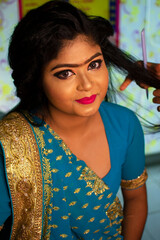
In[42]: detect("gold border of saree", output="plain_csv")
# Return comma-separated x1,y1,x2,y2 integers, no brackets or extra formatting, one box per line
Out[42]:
0,112,43,240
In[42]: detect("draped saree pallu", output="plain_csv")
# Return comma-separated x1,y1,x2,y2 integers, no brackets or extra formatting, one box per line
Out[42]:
0,112,43,240
31,114,124,240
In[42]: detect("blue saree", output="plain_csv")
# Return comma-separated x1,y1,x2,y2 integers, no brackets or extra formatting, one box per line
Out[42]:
0,101,147,239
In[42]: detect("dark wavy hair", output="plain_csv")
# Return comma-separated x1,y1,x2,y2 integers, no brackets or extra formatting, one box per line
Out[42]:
8,0,160,114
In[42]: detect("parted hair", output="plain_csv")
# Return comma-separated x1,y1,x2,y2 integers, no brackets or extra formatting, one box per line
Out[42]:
8,0,160,112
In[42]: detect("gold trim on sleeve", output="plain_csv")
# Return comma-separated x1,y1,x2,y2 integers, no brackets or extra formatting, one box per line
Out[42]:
121,169,148,190
0,112,43,240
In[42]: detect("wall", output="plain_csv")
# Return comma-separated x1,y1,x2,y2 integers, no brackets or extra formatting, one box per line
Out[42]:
114,0,160,155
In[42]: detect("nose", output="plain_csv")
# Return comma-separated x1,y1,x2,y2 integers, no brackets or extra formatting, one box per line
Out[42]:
77,73,93,91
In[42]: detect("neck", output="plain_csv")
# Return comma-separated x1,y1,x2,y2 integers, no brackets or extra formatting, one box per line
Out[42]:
43,107,99,139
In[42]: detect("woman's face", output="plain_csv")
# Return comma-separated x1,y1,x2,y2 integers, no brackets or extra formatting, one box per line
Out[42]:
42,35,109,118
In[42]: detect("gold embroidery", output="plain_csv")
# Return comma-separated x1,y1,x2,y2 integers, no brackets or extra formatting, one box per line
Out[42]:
34,126,52,239
65,172,72,177
84,229,90,234
98,194,104,200
63,186,68,190
105,197,123,226
48,128,61,140
99,219,106,223
113,232,119,237
112,220,117,225
61,216,69,220
74,188,81,194
48,127,73,160
116,226,122,234
86,191,93,196
56,155,62,161
117,218,123,225
72,226,78,229
34,127,45,148
99,238,103,240
76,165,82,171
88,217,95,222
93,205,101,210
93,229,100,233
60,142,72,156
79,167,109,195
49,224,58,228
44,149,53,155
82,203,89,209
104,230,110,234
51,168,59,173
53,188,60,192
107,193,113,198
105,225,110,229
62,198,66,202
60,234,68,238
69,201,77,206
76,215,83,220
104,203,110,209
48,139,52,143
47,208,52,215
0,112,43,240
121,169,148,189
53,206,60,211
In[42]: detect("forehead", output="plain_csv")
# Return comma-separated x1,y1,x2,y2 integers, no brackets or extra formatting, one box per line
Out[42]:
54,35,102,64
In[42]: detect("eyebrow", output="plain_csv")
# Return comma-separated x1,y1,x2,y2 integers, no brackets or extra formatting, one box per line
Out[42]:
50,52,102,71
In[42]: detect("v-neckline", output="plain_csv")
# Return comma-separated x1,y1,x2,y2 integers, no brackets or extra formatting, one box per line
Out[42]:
34,103,112,180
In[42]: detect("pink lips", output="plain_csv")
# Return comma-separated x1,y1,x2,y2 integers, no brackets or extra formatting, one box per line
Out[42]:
76,94,97,104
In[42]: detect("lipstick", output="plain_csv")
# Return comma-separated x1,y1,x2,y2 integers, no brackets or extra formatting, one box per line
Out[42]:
75,94,97,104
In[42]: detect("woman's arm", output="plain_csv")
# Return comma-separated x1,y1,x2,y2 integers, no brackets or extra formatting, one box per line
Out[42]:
121,184,148,240
119,94,148,239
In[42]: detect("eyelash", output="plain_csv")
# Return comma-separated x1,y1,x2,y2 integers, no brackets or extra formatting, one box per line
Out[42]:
88,59,102,70
53,59,103,80
54,70,73,80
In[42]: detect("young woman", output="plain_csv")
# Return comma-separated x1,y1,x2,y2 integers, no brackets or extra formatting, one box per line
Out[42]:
1,1,159,239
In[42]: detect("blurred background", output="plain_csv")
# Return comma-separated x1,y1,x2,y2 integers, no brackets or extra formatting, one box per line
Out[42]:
0,0,160,239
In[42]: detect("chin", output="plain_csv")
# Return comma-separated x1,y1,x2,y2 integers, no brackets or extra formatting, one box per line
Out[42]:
77,106,100,117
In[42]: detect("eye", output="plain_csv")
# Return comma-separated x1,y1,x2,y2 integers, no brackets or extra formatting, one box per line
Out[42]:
88,59,102,70
54,70,74,79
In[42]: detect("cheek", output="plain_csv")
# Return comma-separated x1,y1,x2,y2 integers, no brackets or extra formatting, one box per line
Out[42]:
100,68,109,91
43,83,57,101
43,80,75,104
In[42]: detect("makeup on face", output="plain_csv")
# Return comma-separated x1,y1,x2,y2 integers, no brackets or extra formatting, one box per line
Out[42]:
75,94,97,104
51,57,103,82
51,52,103,72
42,35,109,118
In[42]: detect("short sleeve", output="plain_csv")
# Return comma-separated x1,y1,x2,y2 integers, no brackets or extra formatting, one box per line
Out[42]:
121,112,148,190
0,144,11,229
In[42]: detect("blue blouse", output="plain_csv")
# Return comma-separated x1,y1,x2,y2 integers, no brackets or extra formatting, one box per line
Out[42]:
0,102,146,239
